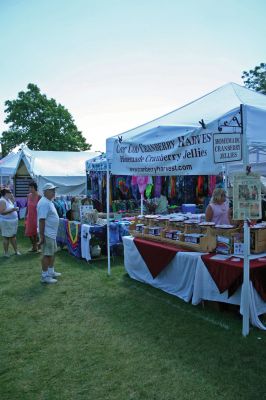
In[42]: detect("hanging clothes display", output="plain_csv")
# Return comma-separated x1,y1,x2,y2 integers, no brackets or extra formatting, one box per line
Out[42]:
132,176,149,195
90,171,100,202
115,176,131,198
154,176,162,198
145,176,153,198
208,175,216,196
170,176,176,199
197,176,204,197
131,181,139,200
184,176,197,203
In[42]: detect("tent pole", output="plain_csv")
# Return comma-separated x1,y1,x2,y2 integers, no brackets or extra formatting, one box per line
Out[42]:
242,219,250,336
141,194,144,216
223,164,228,190
106,158,111,276
241,104,250,336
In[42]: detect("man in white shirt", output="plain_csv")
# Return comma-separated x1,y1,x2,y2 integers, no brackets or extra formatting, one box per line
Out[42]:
37,183,61,284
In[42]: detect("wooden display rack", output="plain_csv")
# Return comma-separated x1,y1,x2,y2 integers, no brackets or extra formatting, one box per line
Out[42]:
129,223,216,252
129,220,266,254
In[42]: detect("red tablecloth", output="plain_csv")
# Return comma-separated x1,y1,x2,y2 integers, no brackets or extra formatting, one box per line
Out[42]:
201,254,266,301
133,238,186,278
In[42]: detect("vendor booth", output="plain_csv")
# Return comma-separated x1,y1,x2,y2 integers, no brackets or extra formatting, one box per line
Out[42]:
85,153,219,216
1,144,98,196
85,154,139,214
13,146,98,196
106,82,266,334
1,145,98,218
0,144,22,187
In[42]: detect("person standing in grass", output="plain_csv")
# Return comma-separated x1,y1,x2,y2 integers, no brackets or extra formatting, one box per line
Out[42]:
37,183,61,284
0,188,21,257
25,181,41,252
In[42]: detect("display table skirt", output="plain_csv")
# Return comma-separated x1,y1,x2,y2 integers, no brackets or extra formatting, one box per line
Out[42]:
122,236,266,330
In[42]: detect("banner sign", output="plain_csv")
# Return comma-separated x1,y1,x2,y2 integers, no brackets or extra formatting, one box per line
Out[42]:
86,158,111,172
233,173,261,220
111,129,229,176
213,133,242,163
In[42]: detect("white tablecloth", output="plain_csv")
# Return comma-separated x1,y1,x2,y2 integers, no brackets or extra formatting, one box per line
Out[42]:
123,236,266,329
123,236,203,302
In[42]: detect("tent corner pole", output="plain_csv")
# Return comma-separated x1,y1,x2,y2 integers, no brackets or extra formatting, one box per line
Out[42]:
241,104,250,337
242,220,250,336
140,194,144,216
106,159,111,276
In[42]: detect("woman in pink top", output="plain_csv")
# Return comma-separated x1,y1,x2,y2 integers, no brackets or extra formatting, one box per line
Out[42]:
25,181,41,252
205,188,231,225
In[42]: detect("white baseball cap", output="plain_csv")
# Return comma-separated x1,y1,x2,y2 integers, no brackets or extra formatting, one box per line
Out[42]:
42,183,58,191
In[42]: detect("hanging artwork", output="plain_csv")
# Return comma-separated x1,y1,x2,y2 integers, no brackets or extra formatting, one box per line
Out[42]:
233,173,261,220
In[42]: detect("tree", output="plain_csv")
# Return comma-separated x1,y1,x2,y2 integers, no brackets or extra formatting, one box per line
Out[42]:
1,83,91,155
242,63,266,95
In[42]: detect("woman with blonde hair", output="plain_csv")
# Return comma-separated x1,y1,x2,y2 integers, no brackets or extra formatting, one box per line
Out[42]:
205,188,231,225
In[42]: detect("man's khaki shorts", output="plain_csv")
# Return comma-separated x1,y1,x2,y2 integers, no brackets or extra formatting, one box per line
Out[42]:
42,236,57,256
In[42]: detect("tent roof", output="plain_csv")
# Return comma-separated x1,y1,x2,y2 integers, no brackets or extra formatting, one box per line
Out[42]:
1,145,98,178
112,83,266,141
0,145,23,176
106,83,266,176
21,148,98,177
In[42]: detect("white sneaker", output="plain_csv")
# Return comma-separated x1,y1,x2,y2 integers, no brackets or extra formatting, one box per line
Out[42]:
48,271,62,278
15,251,21,256
41,275,57,284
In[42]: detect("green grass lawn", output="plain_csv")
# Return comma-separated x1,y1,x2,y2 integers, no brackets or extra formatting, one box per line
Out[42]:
0,225,266,400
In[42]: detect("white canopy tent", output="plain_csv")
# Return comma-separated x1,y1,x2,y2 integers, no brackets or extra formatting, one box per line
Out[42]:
0,145,23,183
106,82,266,335
107,83,266,174
1,145,98,195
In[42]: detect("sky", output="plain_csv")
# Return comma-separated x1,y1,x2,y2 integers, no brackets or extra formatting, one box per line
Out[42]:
0,0,265,152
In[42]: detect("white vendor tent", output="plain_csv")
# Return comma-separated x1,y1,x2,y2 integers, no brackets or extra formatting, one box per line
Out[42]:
1,145,98,196
0,145,23,178
106,82,266,335
107,82,266,175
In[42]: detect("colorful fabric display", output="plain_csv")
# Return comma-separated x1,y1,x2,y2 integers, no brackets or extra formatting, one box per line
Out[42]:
116,176,129,196
53,199,65,218
184,176,197,203
197,175,204,196
208,175,216,196
57,218,67,245
154,176,162,198
131,182,139,200
126,176,132,191
109,222,120,245
134,176,149,195
145,184,153,198
170,176,176,198
64,219,81,258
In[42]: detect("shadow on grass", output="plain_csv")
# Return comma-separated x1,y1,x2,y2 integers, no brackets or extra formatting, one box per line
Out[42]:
120,272,246,330
56,248,124,272
0,255,13,264
16,281,56,302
